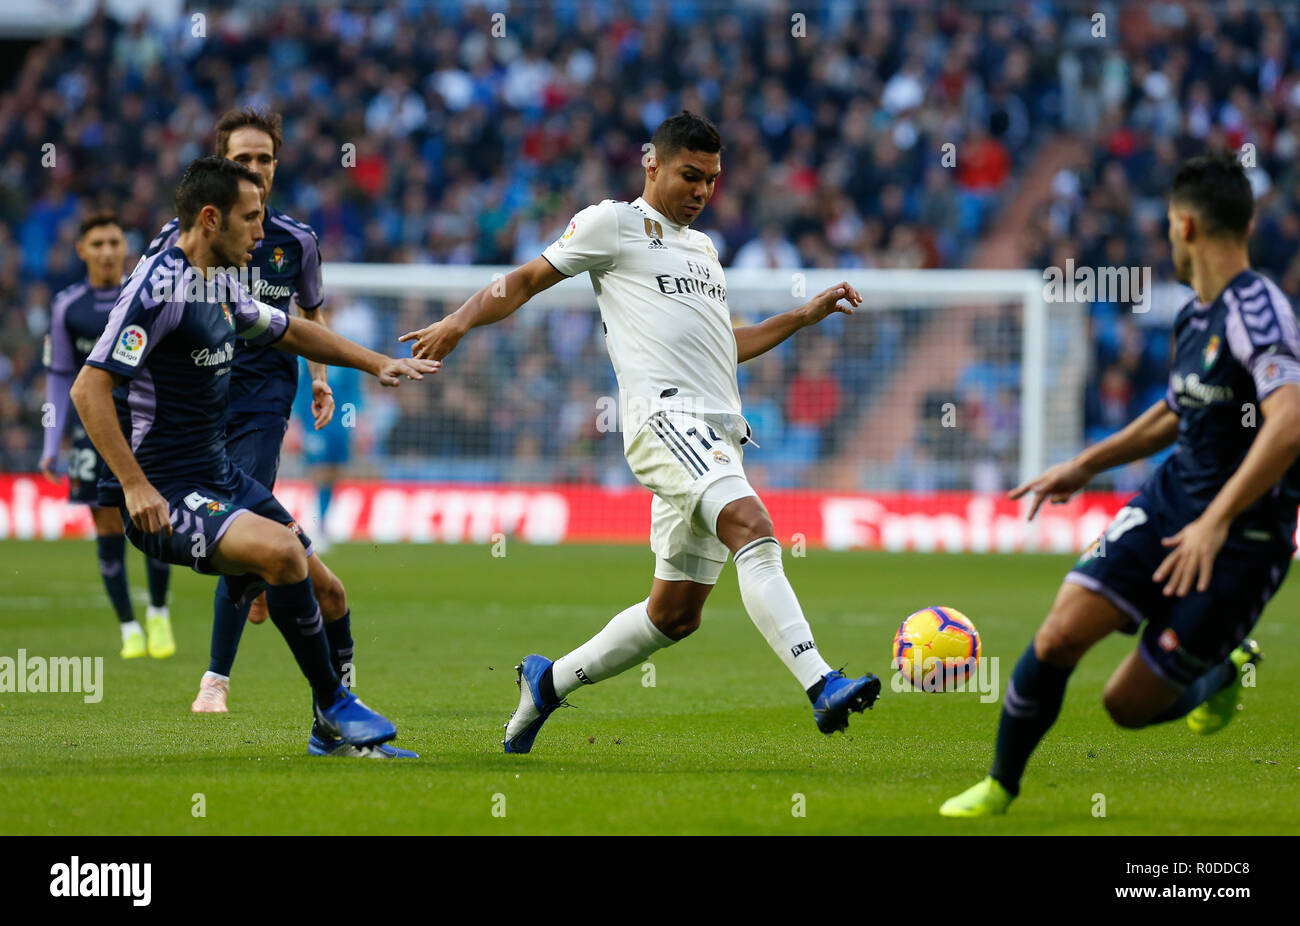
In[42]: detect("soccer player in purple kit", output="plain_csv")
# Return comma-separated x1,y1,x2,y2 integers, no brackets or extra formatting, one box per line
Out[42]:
942,152,1300,817
141,109,341,718
41,212,174,659
72,157,437,755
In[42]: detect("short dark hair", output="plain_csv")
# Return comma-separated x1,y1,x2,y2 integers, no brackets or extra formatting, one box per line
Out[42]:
214,107,283,158
650,110,723,163
174,156,264,231
1170,151,1254,239
78,211,122,237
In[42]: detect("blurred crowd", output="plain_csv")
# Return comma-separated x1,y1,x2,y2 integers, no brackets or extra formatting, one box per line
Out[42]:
2,1,1299,490
1020,0,1300,486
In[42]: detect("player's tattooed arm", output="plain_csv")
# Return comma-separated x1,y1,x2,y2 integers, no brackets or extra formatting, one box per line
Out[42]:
734,281,862,363
1010,400,1179,520
276,316,439,387
296,303,333,430
398,256,567,362
69,366,171,535
1155,383,1300,596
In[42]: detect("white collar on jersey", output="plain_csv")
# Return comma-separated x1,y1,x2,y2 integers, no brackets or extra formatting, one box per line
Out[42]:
632,196,686,234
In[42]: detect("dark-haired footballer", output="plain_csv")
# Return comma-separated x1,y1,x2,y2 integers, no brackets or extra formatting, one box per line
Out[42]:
402,111,881,753
72,157,437,754
140,108,336,717
942,151,1300,817
41,212,174,659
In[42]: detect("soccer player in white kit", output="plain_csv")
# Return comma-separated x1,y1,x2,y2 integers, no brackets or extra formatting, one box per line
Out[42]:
401,111,881,752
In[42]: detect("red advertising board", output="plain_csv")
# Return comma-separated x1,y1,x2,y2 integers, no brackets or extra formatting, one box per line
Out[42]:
0,474,1172,552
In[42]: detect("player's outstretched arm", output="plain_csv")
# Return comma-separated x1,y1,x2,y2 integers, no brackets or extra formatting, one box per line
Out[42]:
69,366,171,535
1154,383,1300,596
398,256,567,362
276,316,439,387
734,281,862,363
1009,399,1179,519
297,303,333,430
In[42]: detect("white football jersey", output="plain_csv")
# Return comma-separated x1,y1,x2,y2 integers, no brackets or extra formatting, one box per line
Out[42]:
542,196,742,447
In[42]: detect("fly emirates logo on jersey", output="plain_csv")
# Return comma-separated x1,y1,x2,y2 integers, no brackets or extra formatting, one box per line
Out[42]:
654,257,727,306
191,342,234,369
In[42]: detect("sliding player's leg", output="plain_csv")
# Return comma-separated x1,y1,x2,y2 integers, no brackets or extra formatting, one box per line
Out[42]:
89,505,147,658
943,494,1177,818
1115,538,1289,734
941,582,1128,818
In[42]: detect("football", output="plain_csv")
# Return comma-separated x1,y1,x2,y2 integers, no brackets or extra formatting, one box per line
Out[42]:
892,606,982,691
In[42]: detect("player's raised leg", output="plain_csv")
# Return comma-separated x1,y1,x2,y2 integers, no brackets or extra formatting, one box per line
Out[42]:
715,491,881,734
940,582,1127,818
1091,631,1258,734
1183,641,1261,735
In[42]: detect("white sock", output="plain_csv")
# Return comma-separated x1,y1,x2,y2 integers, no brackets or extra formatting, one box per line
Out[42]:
120,620,143,641
202,670,230,684
734,537,833,690
551,599,673,699
147,604,169,620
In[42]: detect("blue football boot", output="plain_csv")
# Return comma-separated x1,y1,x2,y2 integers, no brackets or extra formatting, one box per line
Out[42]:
813,670,882,734
313,685,397,747
308,722,419,758
503,654,565,754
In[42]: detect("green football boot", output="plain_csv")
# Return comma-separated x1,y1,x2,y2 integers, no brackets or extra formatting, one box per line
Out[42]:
939,776,1014,818
1187,640,1261,735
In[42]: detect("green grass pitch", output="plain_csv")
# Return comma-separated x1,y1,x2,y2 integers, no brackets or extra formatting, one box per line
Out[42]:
2,539,1296,835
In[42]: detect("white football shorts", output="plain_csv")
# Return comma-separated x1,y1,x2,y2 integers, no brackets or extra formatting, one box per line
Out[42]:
624,410,758,584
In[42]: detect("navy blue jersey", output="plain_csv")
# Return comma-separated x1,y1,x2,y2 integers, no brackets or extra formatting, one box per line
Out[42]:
1151,269,1300,543
42,278,122,458
46,278,122,373
143,205,323,418
85,246,290,488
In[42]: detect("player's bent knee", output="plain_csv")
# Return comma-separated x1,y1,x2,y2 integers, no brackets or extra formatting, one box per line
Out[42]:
646,596,703,640
716,498,773,551
657,608,701,640
1033,620,1086,667
1102,689,1151,729
264,535,309,585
